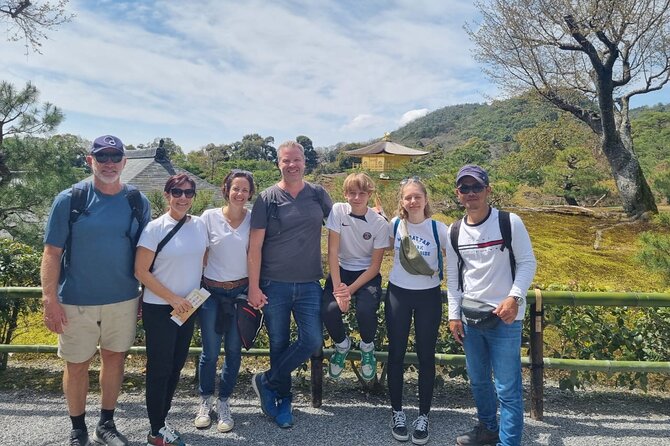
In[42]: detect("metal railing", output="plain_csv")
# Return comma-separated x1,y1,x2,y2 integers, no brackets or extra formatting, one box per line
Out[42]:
2,287,670,421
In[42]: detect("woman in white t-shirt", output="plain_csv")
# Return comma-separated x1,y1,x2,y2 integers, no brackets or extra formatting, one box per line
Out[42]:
386,177,448,446
194,169,255,434
135,174,208,446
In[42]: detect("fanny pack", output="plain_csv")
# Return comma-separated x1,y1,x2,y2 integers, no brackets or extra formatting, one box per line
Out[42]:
397,219,437,277
461,297,499,329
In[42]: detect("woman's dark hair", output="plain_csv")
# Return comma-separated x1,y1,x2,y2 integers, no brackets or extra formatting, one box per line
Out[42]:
222,169,256,201
164,173,196,193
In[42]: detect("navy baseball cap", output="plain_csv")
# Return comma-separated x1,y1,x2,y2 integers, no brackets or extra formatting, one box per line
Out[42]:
456,164,489,186
90,135,124,154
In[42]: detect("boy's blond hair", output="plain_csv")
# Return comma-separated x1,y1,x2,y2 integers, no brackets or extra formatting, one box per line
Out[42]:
343,172,376,194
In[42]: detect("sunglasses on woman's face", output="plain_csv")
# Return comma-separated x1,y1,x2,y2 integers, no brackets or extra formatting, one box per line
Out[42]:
457,184,486,194
170,188,196,198
93,152,124,163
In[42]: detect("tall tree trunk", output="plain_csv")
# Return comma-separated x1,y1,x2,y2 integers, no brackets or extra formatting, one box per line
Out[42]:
600,134,657,216
598,82,657,217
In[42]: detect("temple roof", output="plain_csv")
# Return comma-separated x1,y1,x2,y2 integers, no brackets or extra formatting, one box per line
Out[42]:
346,140,428,156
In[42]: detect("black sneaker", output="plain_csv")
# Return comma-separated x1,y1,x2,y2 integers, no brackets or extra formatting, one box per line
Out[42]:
69,429,90,446
91,420,128,446
391,410,409,442
456,423,499,445
411,414,429,445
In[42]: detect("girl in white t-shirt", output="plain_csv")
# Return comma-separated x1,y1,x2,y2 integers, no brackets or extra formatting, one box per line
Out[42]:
195,169,255,434
386,178,448,446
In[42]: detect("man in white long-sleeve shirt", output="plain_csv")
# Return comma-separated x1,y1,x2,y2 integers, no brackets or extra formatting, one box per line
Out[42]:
447,165,536,446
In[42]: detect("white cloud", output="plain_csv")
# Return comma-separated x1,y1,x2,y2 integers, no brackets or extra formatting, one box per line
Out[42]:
1,0,666,152
342,114,383,131
398,109,430,127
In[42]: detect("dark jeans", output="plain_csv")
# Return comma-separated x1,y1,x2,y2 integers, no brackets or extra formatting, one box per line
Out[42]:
197,284,245,399
261,279,323,397
143,302,195,434
385,282,442,415
321,269,382,344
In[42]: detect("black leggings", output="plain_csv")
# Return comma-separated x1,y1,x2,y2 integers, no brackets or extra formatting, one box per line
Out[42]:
321,269,382,344
143,302,195,434
385,282,442,415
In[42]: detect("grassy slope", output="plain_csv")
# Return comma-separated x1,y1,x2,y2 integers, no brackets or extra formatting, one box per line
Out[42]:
377,209,667,293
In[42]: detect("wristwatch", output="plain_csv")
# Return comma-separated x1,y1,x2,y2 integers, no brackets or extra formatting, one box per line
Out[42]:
513,295,524,305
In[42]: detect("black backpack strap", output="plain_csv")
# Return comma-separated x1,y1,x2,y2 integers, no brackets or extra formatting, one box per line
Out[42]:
498,210,516,281
125,186,146,247
149,214,188,272
393,218,400,237
431,219,443,281
64,181,91,268
450,217,464,291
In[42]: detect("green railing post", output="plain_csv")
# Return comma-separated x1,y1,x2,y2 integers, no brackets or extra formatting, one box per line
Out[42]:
311,348,324,408
529,289,544,420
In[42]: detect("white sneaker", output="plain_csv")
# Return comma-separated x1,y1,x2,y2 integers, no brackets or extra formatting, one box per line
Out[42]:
216,399,234,433
194,396,213,429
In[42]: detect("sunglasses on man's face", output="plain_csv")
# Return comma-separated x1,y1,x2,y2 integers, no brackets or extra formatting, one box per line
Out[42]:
170,188,196,198
93,152,124,163
457,184,486,194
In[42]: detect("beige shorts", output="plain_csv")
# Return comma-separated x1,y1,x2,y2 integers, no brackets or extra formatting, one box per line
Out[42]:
58,297,139,363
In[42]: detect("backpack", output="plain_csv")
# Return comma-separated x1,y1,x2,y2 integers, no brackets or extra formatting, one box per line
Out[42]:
393,218,444,280
63,181,146,270
450,210,515,292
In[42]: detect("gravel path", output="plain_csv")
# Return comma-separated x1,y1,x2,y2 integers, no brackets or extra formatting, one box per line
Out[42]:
0,359,668,445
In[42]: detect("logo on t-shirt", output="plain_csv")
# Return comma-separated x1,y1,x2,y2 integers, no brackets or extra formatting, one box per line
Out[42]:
363,232,372,240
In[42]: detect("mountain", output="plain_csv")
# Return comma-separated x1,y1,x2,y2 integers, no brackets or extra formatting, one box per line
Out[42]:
390,95,562,158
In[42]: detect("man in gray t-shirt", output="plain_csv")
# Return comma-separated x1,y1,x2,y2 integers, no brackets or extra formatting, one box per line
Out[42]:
248,140,332,428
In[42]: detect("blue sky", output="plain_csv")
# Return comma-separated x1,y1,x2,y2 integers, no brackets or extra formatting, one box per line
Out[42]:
2,0,669,152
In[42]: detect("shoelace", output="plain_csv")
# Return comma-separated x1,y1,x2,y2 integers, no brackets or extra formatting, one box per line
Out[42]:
161,424,179,442
392,410,406,428
218,401,232,420
198,399,211,417
99,422,118,440
412,415,429,432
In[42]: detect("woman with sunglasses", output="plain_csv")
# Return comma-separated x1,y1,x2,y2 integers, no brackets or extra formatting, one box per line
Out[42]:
135,174,208,446
194,169,255,434
386,178,448,445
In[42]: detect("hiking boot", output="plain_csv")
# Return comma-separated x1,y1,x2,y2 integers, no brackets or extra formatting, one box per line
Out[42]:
216,398,234,433
360,348,377,382
70,429,90,446
456,423,499,445
274,394,294,428
411,414,429,445
391,410,409,442
328,344,350,379
251,372,278,417
194,396,213,429
92,420,128,446
146,424,186,446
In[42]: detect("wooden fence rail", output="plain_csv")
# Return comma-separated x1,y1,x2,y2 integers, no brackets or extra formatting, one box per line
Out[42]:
2,287,670,421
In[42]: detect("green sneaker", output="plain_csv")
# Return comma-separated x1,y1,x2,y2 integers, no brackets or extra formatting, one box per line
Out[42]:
360,349,377,382
328,345,350,379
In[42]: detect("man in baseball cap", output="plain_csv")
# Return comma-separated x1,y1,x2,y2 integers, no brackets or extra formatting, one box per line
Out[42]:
42,133,150,446
448,163,536,446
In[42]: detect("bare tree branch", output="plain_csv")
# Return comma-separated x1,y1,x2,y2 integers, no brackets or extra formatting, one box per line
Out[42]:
0,0,73,53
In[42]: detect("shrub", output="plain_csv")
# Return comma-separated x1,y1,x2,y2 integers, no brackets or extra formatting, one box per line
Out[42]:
0,239,41,370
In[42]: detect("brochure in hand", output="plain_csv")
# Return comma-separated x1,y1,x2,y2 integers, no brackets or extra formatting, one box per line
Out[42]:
170,287,211,326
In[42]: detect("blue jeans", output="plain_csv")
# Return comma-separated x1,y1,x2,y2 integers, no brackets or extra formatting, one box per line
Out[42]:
463,320,523,446
261,279,323,397
197,284,245,399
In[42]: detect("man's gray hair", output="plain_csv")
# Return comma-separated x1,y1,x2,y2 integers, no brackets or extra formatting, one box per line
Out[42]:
277,140,305,158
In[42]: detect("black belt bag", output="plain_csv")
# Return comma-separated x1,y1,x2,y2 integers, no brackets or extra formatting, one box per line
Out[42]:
461,297,499,329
